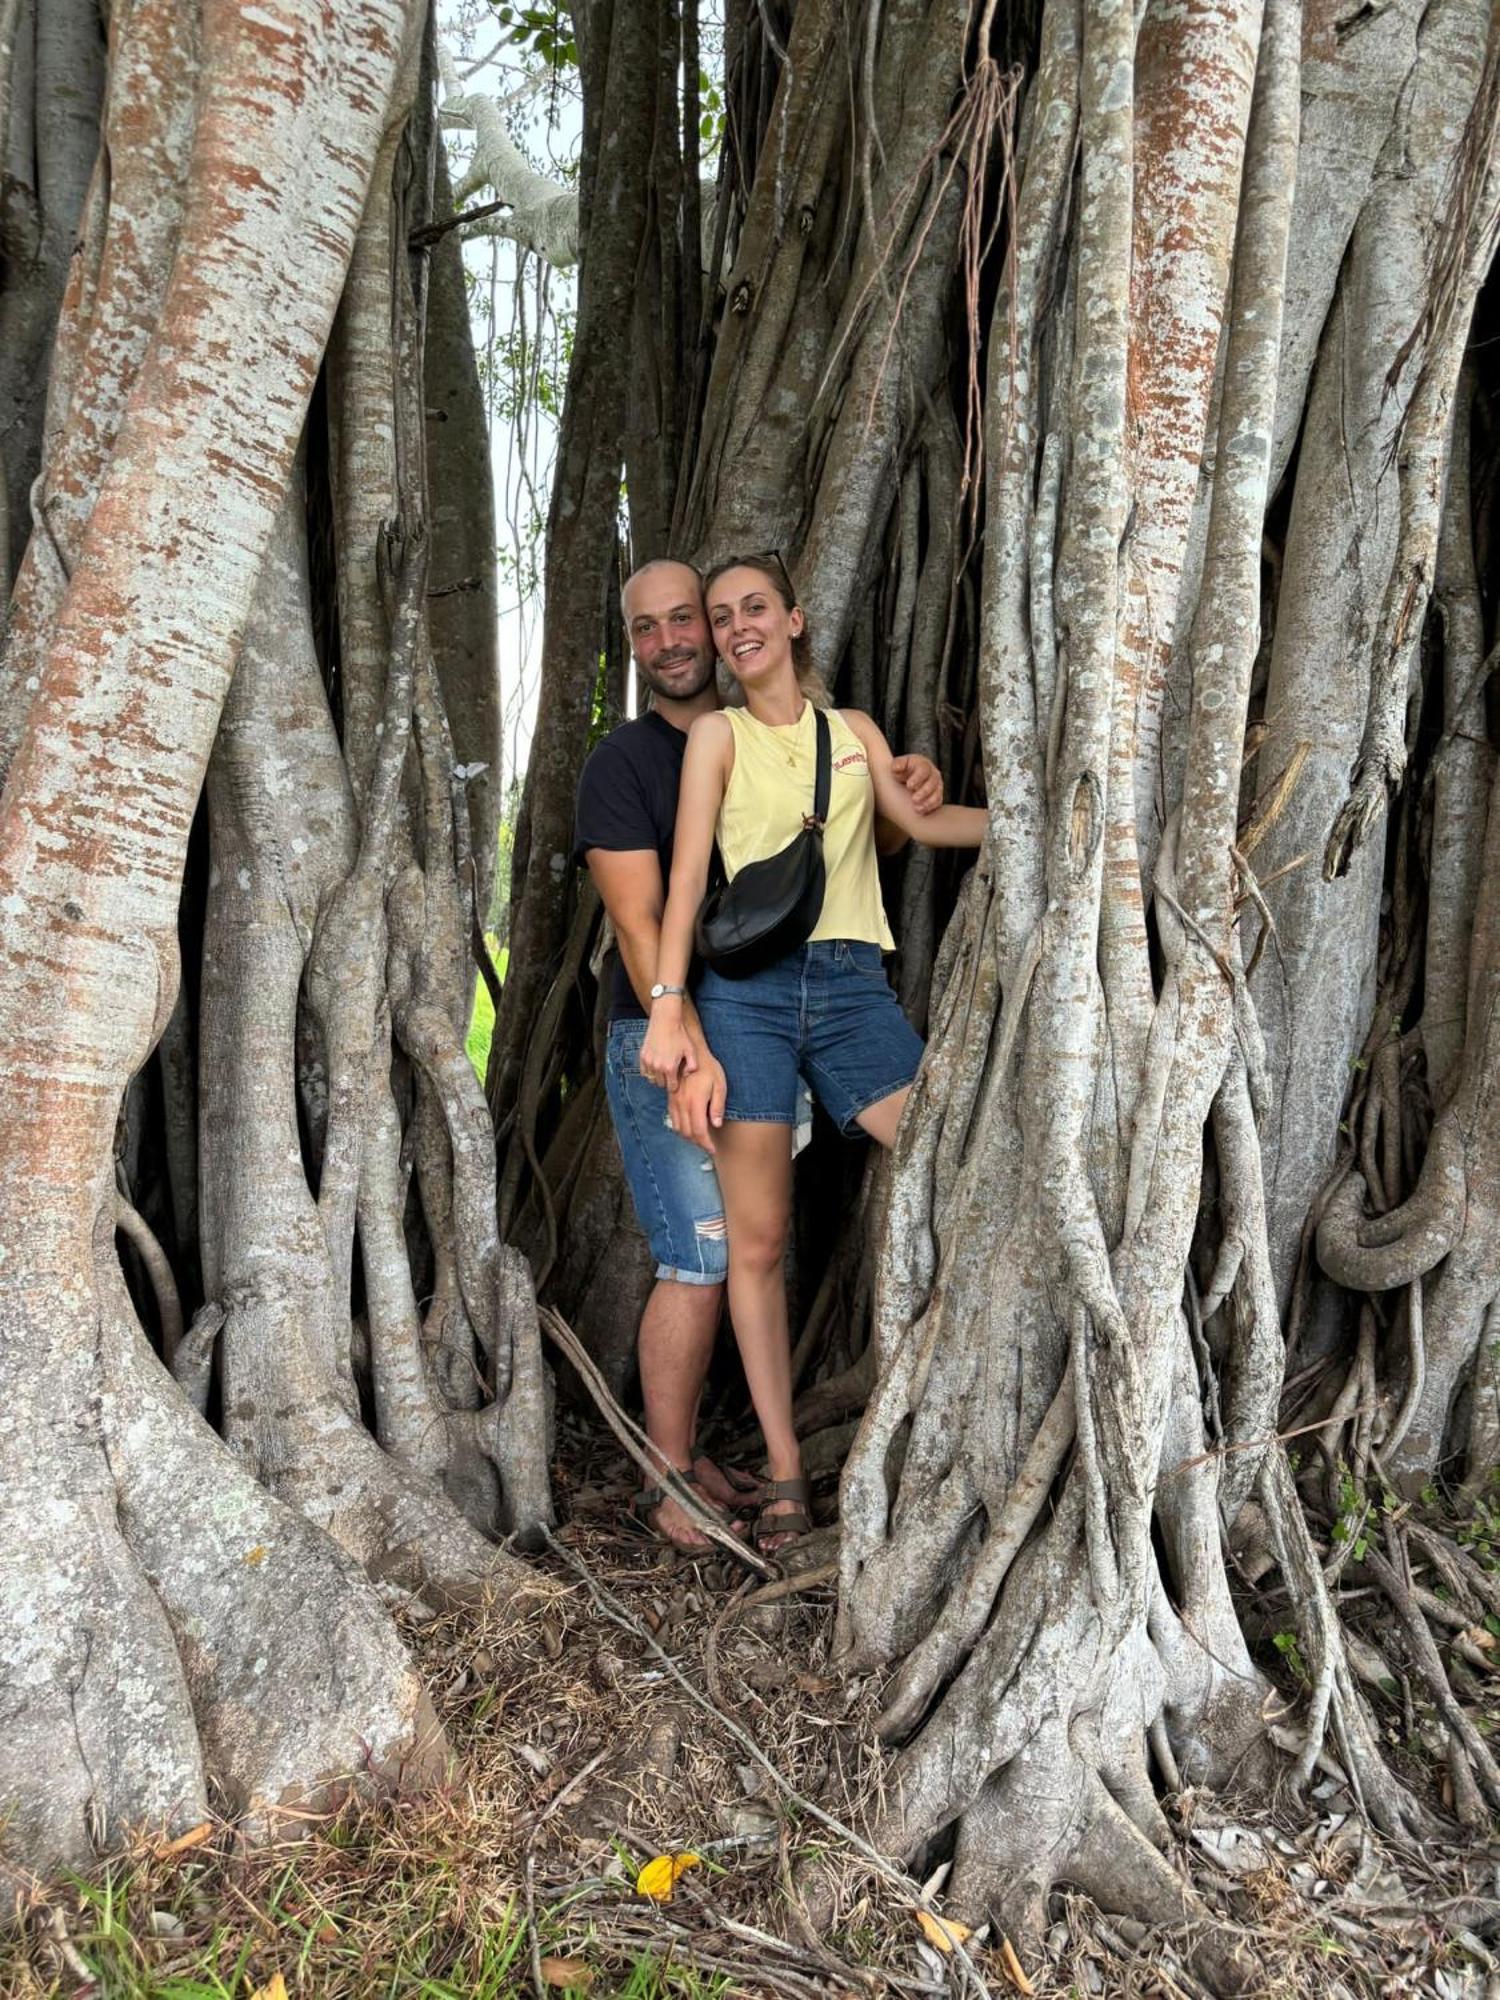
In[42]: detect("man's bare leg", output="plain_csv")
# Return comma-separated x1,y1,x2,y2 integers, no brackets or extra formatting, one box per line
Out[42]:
637,1277,750,1546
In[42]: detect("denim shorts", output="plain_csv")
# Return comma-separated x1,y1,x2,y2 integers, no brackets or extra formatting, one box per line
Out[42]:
695,940,924,1134
604,1017,728,1286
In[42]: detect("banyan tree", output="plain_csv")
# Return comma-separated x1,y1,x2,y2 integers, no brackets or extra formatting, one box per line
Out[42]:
2,0,1498,1965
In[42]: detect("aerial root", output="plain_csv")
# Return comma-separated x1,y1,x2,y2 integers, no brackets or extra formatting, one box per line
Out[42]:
1314,1122,1466,1293
1363,1541,1500,1818
933,1755,1259,1995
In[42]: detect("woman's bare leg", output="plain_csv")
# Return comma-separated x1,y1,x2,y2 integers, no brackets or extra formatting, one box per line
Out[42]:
712,1119,804,1547
854,1083,910,1150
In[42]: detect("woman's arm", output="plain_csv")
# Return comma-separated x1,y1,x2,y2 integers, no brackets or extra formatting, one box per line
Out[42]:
843,710,986,849
640,713,732,1088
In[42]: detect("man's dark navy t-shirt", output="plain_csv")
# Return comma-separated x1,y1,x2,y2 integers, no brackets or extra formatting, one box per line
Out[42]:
573,710,688,1024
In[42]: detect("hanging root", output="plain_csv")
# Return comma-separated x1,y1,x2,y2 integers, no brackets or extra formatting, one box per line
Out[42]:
1362,1540,1500,1824
1255,1447,1428,1837
103,1292,452,1831
1315,1117,1466,1292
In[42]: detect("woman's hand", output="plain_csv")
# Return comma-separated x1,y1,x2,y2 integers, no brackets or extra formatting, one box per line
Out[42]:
640,1000,697,1090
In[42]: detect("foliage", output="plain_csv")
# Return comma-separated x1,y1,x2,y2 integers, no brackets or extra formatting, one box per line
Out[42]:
489,0,579,71
697,71,725,156
466,934,510,1081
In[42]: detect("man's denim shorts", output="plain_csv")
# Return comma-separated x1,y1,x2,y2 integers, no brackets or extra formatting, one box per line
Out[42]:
605,1017,728,1286
695,939,924,1133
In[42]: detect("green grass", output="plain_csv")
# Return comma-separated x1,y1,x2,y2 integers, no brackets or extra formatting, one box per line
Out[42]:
11,1847,731,1999
466,935,509,1083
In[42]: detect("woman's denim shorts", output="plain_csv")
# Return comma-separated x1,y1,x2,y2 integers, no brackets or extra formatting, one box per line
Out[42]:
695,939,924,1133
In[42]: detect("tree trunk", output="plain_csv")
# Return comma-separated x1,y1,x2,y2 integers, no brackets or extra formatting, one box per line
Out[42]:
488,0,691,1180
508,0,1500,1950
0,0,104,591
0,0,548,1874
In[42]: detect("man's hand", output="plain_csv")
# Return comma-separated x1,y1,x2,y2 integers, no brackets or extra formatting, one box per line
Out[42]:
669,1053,727,1154
891,751,942,815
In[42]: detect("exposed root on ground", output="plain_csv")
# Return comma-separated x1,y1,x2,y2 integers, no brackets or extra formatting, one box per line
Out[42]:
6,1422,1495,1997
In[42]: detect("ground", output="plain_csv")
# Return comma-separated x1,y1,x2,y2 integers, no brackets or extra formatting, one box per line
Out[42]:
2,1413,1497,1999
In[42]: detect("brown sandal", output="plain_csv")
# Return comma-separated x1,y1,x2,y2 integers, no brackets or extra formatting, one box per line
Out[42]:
624,1470,743,1549
754,1476,812,1551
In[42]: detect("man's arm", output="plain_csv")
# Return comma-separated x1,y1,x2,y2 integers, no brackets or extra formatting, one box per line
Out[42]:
583,847,726,1150
584,847,690,1021
873,751,944,855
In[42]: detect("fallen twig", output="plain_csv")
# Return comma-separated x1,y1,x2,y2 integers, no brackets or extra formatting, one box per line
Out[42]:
741,1561,839,1606
542,1527,994,2000
540,1306,775,1577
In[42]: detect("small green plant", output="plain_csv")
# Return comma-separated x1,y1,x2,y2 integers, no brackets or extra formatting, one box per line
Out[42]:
1457,1482,1500,1570
1273,1629,1310,1685
1329,1462,1374,1561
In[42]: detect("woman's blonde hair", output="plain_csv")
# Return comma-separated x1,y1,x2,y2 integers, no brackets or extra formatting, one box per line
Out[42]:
702,551,832,709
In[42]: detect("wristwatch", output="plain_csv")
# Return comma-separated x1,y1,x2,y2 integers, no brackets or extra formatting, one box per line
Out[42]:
649,982,687,1002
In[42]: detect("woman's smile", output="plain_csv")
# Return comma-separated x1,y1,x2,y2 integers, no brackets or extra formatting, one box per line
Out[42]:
708,569,801,683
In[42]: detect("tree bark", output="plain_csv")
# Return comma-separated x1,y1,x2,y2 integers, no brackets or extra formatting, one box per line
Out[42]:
0,0,557,1875
0,0,465,1873
488,0,678,1183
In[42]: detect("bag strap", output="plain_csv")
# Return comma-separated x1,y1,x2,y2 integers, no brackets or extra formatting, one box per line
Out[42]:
806,707,831,830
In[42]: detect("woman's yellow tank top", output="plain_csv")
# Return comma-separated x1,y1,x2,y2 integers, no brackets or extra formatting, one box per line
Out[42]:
717,705,895,951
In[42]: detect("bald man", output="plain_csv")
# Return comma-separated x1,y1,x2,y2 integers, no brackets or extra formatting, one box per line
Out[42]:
573,559,941,1548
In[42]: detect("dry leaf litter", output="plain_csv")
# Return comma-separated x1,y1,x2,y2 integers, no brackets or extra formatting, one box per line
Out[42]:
1,1415,1496,1998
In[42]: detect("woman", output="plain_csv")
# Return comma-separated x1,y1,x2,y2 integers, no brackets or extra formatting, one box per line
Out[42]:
640,554,985,1551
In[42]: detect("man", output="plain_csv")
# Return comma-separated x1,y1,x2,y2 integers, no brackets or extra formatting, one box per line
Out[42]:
573,559,940,1547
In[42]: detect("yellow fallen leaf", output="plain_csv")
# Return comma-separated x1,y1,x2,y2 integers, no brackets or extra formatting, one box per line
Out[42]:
915,1908,972,1953
249,1976,288,2000
155,1821,213,1858
635,1851,702,1901
1000,1935,1036,1995
540,1957,594,1990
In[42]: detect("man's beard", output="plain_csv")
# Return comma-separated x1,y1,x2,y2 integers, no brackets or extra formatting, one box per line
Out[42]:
639,650,715,701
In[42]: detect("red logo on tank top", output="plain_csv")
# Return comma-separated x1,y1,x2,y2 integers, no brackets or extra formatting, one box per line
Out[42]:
831,748,868,775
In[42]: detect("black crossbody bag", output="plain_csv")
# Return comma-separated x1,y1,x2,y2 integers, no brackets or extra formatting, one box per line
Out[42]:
694,707,831,979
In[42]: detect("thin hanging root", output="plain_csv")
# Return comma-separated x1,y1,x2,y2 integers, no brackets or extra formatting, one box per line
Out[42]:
170,1301,225,1415
1314,1118,1466,1292
815,45,1021,503
1406,1520,1500,1619
1363,1544,1500,1813
111,1186,184,1358
1380,1281,1425,1461
538,1306,775,1578
1256,1448,1426,1835
1229,844,1280,984
1446,1732,1486,1828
